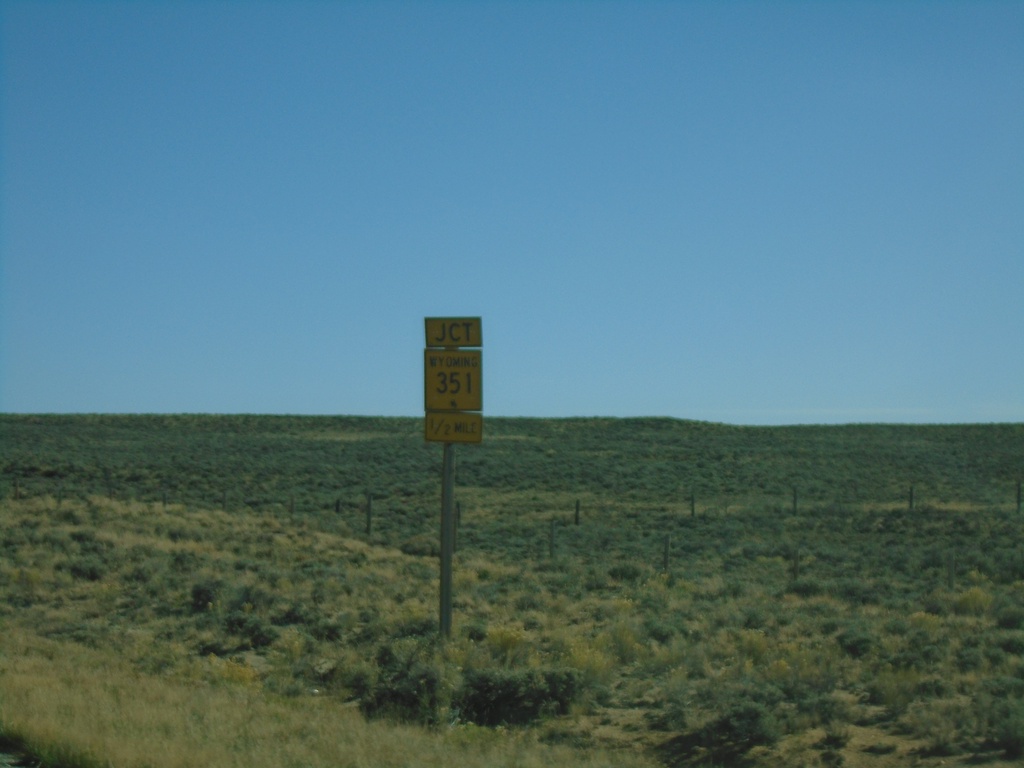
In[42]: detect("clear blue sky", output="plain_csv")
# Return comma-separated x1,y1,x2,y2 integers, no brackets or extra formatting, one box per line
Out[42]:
2,1,1022,424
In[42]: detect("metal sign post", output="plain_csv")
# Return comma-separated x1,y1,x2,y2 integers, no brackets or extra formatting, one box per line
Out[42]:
440,441,455,638
424,317,482,639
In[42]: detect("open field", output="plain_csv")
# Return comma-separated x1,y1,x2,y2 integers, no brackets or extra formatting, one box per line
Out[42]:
1,414,1023,767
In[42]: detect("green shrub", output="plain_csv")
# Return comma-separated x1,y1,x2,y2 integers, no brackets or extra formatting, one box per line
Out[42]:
953,586,993,616
463,620,488,643
990,698,1024,758
650,683,688,732
996,605,1024,630
786,577,823,597
228,584,274,613
834,578,879,604
456,667,580,726
699,701,780,753
837,625,873,658
608,563,642,582
742,606,768,630
644,616,677,644
819,721,851,749
956,644,985,671
65,555,106,581
796,692,844,725
339,660,375,700
363,660,442,723
223,611,278,649
360,639,443,724
190,579,221,612
393,615,437,639
904,699,970,756
399,535,438,557
867,668,922,716
985,645,1009,667
890,629,947,670
998,632,1024,656
914,676,951,698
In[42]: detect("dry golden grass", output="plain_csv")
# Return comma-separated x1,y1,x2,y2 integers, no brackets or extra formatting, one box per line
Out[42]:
3,483,1024,768
0,627,655,768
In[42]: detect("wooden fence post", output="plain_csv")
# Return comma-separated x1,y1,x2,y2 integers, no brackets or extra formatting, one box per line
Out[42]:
690,491,696,517
792,486,798,515
909,485,915,512
1017,480,1022,515
575,499,580,526
365,491,372,535
549,518,556,559
663,535,671,573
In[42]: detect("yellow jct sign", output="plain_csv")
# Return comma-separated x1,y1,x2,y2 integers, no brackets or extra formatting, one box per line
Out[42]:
425,317,482,348
424,349,482,412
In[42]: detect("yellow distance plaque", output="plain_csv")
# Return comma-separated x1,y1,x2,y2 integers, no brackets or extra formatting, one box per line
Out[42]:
425,411,483,443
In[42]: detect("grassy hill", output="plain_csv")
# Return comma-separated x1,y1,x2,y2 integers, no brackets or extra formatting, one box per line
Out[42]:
4,413,1021,510
1,415,1023,767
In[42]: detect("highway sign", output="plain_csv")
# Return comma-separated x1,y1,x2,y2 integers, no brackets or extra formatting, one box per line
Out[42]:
425,411,483,443
422,317,483,639
424,349,482,411
425,317,482,348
